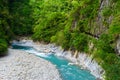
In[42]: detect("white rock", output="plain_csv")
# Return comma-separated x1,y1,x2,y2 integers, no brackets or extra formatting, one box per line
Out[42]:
0,49,62,80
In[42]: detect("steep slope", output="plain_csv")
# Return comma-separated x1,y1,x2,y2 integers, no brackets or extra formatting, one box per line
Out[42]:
32,0,120,80
0,0,33,55
0,0,12,55
0,0,120,79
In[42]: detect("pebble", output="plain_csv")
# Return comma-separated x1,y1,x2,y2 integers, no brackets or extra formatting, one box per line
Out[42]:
0,49,62,80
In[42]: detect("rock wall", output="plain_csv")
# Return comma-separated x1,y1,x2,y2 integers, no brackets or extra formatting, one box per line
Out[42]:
77,53,104,80
116,36,120,56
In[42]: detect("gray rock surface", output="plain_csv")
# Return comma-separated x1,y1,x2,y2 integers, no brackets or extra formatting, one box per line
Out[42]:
0,49,62,80
117,37,120,56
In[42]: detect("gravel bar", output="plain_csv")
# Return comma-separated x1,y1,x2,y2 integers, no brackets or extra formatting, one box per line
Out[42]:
0,49,62,80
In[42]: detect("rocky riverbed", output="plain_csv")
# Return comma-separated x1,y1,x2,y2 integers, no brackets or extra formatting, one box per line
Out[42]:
12,39,105,80
0,49,62,80
32,41,104,80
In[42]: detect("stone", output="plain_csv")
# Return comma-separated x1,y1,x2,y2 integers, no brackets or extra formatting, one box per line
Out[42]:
0,49,62,80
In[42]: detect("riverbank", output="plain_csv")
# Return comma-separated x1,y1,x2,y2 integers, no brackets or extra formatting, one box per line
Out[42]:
33,42,104,80
12,39,104,80
0,48,62,80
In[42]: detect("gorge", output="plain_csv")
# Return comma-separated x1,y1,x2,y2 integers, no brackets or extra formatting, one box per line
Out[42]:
0,0,120,80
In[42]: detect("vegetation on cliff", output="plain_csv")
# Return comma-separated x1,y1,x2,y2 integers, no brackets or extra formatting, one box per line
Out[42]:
31,0,120,80
0,0,120,80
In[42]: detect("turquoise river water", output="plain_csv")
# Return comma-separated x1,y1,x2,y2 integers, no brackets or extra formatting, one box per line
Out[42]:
12,43,96,80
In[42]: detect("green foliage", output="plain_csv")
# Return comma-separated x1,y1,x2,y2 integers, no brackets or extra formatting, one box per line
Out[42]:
71,33,88,52
61,31,71,50
92,33,120,80
1,0,120,79
96,34,114,53
51,31,65,45
31,0,69,42
102,7,112,17
32,12,66,42
51,31,71,50
0,0,33,54
9,0,33,35
0,39,8,56
109,15,120,35
102,53,120,80
0,0,13,54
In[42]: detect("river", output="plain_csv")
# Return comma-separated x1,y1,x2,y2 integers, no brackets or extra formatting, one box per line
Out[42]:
12,43,96,80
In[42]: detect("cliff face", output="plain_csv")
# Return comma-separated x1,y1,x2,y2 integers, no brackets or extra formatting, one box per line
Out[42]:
117,37,120,55
31,0,120,80
1,0,120,79
95,0,112,36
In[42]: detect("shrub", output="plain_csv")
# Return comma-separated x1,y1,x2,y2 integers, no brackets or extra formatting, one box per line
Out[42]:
0,39,8,56
71,33,88,52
